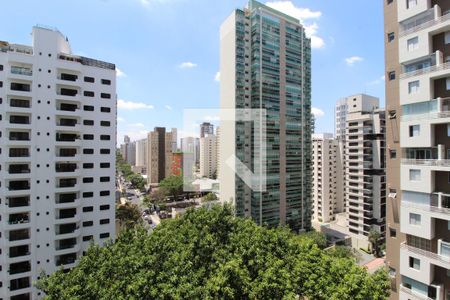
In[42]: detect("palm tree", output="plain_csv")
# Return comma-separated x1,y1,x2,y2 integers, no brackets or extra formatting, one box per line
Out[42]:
368,229,382,257
116,202,141,228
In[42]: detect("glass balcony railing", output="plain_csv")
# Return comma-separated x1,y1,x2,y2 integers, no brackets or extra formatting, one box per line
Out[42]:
11,66,32,76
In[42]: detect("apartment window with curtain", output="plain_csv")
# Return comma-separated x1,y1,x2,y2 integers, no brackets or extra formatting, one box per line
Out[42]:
446,78,450,90
445,32,450,44
409,257,420,270
408,80,419,94
409,212,421,225
409,169,421,181
409,125,420,137
407,0,417,9
407,37,419,52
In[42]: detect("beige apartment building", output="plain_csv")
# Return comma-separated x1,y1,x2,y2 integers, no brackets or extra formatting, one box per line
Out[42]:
311,133,343,224
384,0,450,299
200,134,218,179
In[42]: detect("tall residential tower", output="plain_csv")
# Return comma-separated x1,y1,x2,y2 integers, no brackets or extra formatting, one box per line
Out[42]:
219,0,312,231
385,1,450,299
0,26,116,299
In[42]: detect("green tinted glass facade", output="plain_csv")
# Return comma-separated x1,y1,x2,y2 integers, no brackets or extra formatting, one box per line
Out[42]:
233,1,311,232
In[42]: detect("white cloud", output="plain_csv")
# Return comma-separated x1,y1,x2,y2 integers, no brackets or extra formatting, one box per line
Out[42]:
116,68,126,78
311,107,325,118
140,0,150,5
117,130,148,145
215,71,220,82
265,1,324,49
117,99,154,110
179,62,197,69
367,75,386,85
204,115,220,122
345,56,364,66
129,123,145,127
265,1,321,20
165,105,172,110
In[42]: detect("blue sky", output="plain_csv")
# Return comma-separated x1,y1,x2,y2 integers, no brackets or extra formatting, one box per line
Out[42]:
1,0,385,144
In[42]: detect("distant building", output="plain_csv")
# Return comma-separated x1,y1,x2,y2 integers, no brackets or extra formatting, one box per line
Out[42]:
312,133,343,224
181,137,200,166
147,127,175,185
200,122,214,138
200,134,218,179
171,152,183,176
126,141,136,166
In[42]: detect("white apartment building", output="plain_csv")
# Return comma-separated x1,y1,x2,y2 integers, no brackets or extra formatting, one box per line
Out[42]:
311,133,343,224
384,1,450,299
126,141,136,166
135,138,147,168
0,26,116,299
200,134,218,179
181,137,199,166
345,107,386,250
335,94,379,141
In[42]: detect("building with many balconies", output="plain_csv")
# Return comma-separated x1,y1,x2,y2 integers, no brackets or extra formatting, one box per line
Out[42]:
385,0,450,299
0,26,116,299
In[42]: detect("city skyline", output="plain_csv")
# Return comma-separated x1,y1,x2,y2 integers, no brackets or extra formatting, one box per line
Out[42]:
1,0,385,144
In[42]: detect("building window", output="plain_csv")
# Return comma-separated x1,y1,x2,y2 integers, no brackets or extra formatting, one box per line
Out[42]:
100,219,110,225
408,80,419,94
83,91,94,97
446,78,450,91
409,256,420,270
388,188,397,198
100,176,110,182
388,71,395,81
100,204,110,210
409,169,421,181
100,135,110,141
409,213,421,225
389,149,397,159
445,32,450,44
100,163,110,168
83,177,94,183
387,32,395,42
100,121,110,127
407,0,417,9
100,149,110,154
83,149,94,154
0,65,3,71
447,124,450,137
101,79,111,85
82,206,94,212
82,235,93,242
100,93,111,99
100,107,111,113
83,192,93,198
83,134,94,140
389,227,397,238
387,0,393,4
409,125,420,137
83,163,94,169
407,37,419,52
100,232,110,239
99,191,110,196
83,105,94,111
84,76,95,83
82,221,93,227
83,120,94,126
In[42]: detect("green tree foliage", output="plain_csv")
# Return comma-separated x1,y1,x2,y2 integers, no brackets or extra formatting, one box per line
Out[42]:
38,205,390,300
159,175,183,199
115,202,142,228
127,173,146,190
299,230,327,249
369,229,382,257
202,192,218,202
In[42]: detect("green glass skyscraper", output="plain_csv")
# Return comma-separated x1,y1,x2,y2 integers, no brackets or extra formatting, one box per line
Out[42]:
219,0,312,232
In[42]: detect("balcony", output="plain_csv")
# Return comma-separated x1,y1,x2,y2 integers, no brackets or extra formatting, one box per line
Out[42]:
400,7,450,37
57,178,77,188
9,245,30,258
56,133,80,142
10,98,31,109
9,132,30,141
9,229,30,242
401,55,450,80
8,213,30,225
55,163,77,173
402,159,450,167
401,242,450,270
58,88,78,97
11,66,32,76
59,73,78,82
57,208,77,220
9,261,31,275
8,181,30,191
400,285,435,300
9,115,30,125
55,253,77,267
56,238,77,251
9,148,29,158
58,103,79,112
7,196,30,208
57,118,78,127
10,82,31,92
9,164,30,174
57,148,77,157
9,277,30,291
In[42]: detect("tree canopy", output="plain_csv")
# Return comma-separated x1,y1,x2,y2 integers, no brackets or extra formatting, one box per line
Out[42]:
116,202,142,228
159,175,184,199
37,205,390,299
